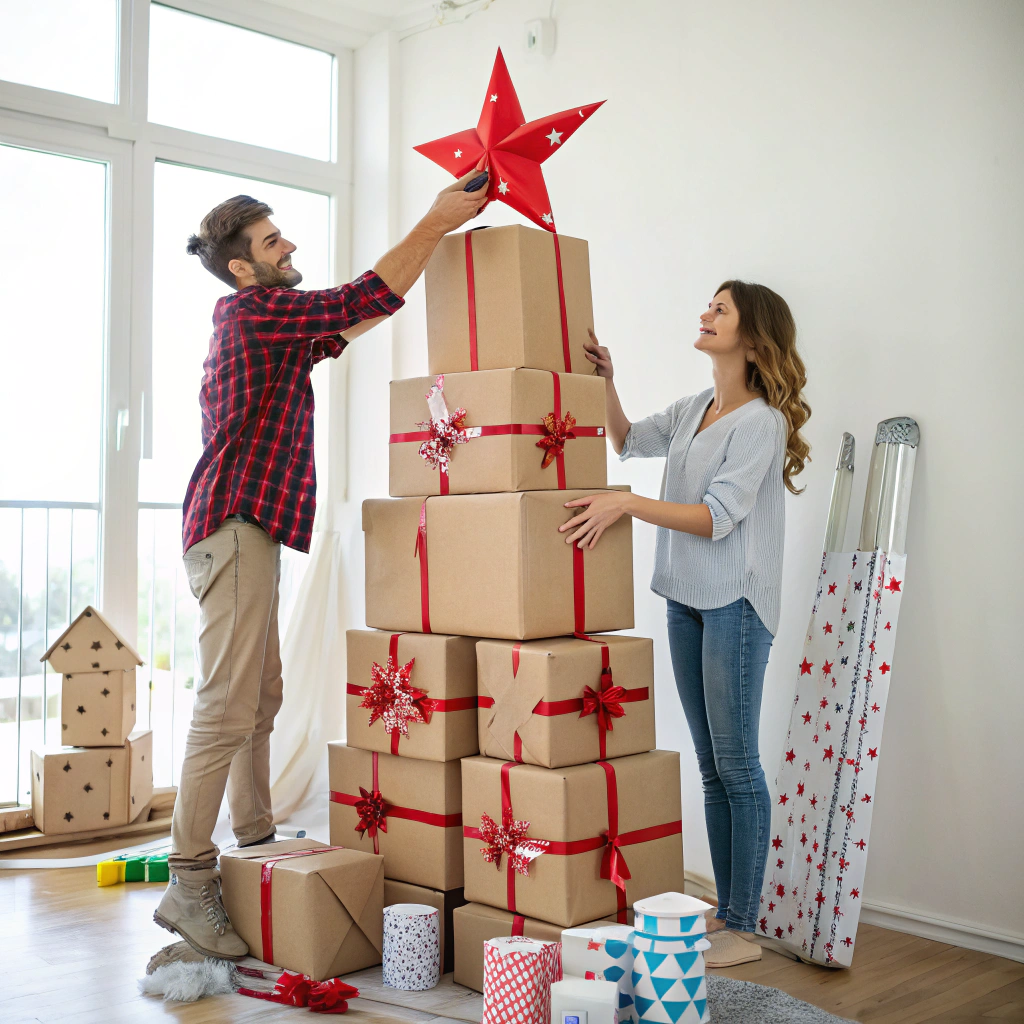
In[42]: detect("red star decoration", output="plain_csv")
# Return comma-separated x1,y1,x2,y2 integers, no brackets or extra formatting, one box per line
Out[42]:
768,900,776,912
797,782,805,796
809,794,818,808
822,660,834,675
850,888,860,899
839,856,849,871
861,793,872,803
879,662,891,674
885,576,902,593
871,703,881,713
842,936,854,947
362,655,432,738
413,49,605,231
827,582,837,595
779,793,789,805
815,890,826,907
478,808,549,875
813,840,819,852
859,716,868,728
855,839,866,850
823,622,833,634
873,589,881,601
788,923,795,935
777,858,784,868
776,883,786,897
785,748,796,763
774,926,784,939
800,657,814,675
759,917,768,934
772,835,783,850
823,745,834,761
868,747,878,759
885,621,892,630
825,722,832,732
819,697,828,709
802,712,812,724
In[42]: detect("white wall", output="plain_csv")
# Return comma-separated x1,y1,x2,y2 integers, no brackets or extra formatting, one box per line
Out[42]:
344,0,1024,949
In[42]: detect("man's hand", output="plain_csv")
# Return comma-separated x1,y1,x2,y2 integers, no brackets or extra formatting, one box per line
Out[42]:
421,170,490,236
583,329,614,379
558,491,635,549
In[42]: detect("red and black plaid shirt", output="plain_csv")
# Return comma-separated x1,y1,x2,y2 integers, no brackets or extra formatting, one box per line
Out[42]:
182,270,404,554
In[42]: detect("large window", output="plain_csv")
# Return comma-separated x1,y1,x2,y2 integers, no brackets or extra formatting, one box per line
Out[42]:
0,1,351,805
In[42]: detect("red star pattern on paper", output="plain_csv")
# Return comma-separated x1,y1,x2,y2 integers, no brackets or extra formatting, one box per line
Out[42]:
802,712,812,724
800,658,814,675
828,583,837,595
822,660,834,676
823,622,833,634
797,782,805,796
879,662,891,674
759,917,768,934
868,747,878,759
823,745,834,761
885,577,902,593
772,835,783,850
779,793,789,805
413,49,605,231
361,655,431,738
785,748,796,763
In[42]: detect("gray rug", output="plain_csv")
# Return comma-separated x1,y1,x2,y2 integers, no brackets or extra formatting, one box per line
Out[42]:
707,973,856,1023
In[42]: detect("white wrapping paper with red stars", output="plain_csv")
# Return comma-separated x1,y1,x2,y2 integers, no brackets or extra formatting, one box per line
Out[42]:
760,548,907,967
482,936,562,1024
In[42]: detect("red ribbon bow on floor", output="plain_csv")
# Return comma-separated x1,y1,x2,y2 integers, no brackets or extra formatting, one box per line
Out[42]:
478,806,549,877
237,969,359,1014
360,654,434,739
580,666,627,735
537,411,577,469
354,787,388,846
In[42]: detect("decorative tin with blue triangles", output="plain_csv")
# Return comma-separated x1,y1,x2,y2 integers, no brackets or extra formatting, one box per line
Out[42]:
561,924,638,1024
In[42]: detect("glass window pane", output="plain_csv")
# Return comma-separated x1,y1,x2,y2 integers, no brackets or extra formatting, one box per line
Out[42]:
148,4,334,160
0,0,118,103
0,145,106,503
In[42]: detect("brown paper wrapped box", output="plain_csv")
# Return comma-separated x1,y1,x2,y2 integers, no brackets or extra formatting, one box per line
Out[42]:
477,636,656,769
452,902,634,993
384,879,467,974
425,225,596,376
363,490,633,640
462,751,684,928
346,630,478,762
221,838,383,982
328,742,463,890
61,669,137,747
389,369,607,497
30,729,153,835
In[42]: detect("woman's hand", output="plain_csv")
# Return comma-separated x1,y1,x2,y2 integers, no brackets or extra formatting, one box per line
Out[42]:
584,329,614,379
558,491,634,549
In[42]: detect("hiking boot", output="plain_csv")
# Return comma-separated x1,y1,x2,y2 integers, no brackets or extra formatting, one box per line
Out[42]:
153,873,248,960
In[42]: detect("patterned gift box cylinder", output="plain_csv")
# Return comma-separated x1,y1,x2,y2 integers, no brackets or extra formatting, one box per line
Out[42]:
561,924,637,1024
383,903,441,991
482,936,562,1024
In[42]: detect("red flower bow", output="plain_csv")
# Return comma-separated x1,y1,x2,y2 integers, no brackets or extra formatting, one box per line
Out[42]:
418,408,469,472
536,410,577,469
580,667,627,734
238,970,359,1014
354,787,388,844
478,807,549,876
361,655,433,739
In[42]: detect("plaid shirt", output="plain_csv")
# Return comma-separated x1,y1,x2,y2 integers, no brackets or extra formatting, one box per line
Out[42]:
182,271,404,554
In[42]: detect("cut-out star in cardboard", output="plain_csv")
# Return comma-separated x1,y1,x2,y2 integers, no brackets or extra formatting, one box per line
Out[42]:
413,48,604,232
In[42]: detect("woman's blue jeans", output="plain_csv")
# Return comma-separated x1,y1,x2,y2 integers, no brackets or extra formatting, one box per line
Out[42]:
666,597,773,932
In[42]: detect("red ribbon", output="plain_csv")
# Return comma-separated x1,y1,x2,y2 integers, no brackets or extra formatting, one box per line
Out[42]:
552,233,572,373
511,914,526,936
415,500,431,634
258,847,347,964
238,970,359,1014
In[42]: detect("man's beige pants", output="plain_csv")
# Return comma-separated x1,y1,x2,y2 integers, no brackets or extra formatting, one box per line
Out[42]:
169,519,283,878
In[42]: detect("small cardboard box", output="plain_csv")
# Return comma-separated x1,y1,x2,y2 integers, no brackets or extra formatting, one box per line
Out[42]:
389,369,607,497
453,902,634,993
41,605,143,674
30,730,153,835
384,879,467,974
328,742,464,890
220,838,384,982
477,636,656,768
363,491,633,640
346,630,479,762
61,669,137,747
462,751,684,928
425,225,596,376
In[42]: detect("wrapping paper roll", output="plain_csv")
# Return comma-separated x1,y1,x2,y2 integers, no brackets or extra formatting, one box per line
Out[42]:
482,936,562,1024
562,925,637,1024
383,903,441,991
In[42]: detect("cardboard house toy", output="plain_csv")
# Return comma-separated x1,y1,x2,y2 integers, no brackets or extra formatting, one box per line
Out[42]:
41,605,144,675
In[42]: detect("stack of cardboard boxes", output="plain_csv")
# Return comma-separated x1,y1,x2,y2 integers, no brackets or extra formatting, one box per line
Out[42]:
333,223,685,991
32,606,153,836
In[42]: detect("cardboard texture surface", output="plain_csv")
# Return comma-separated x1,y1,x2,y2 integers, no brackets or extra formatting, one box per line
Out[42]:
61,669,137,747
30,730,152,835
363,491,633,640
383,879,467,974
462,751,684,928
221,838,384,982
425,225,596,376
389,369,607,497
328,742,464,890
41,605,143,674
477,636,656,768
346,630,479,762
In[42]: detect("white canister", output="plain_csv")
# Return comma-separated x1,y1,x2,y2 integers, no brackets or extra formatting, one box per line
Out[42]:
633,892,712,939
383,903,441,991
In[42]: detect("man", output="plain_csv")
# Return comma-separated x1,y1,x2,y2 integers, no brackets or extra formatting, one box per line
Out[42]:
153,172,488,958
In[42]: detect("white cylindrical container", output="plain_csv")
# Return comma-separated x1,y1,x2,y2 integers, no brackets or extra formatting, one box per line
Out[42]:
551,978,619,1024
482,936,562,1024
561,924,637,1024
382,903,441,991
633,892,711,939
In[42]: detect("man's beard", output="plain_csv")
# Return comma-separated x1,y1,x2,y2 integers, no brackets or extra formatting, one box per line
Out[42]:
250,260,303,287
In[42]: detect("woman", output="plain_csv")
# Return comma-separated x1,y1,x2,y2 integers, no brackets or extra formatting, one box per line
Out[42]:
559,280,810,968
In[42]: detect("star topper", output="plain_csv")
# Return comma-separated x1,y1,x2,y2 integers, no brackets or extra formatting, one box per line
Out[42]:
413,48,605,232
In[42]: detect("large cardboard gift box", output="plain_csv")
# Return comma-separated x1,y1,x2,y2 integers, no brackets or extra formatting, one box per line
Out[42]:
389,369,607,497
425,225,596,376
30,729,153,835
346,630,478,762
220,838,383,982
462,751,684,928
384,879,467,974
477,636,656,769
328,742,463,890
363,491,633,640
61,669,137,747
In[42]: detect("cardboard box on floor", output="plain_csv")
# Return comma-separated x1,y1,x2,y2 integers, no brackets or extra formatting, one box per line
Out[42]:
383,879,467,975
477,636,656,768
221,838,383,982
425,225,596,376
462,751,684,928
452,902,634,993
60,669,137,747
363,491,633,640
328,742,464,891
346,630,478,762
30,730,153,835
389,369,607,497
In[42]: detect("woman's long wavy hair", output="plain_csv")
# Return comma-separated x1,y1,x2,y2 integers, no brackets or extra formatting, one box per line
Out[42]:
716,279,811,494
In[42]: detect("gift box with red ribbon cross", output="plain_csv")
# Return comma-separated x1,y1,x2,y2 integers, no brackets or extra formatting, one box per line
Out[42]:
461,751,684,928
328,742,464,891
476,635,656,768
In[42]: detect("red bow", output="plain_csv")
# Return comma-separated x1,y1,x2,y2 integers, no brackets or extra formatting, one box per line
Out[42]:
478,807,549,876
536,410,577,469
418,408,469,472
580,667,627,734
238,970,359,1014
354,787,387,845
600,829,632,893
361,655,434,739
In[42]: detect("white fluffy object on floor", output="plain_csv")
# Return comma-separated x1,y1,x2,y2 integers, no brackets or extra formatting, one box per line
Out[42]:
139,960,238,1002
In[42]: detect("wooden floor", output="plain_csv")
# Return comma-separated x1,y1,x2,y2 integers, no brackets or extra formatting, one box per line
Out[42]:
1,864,1021,1024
